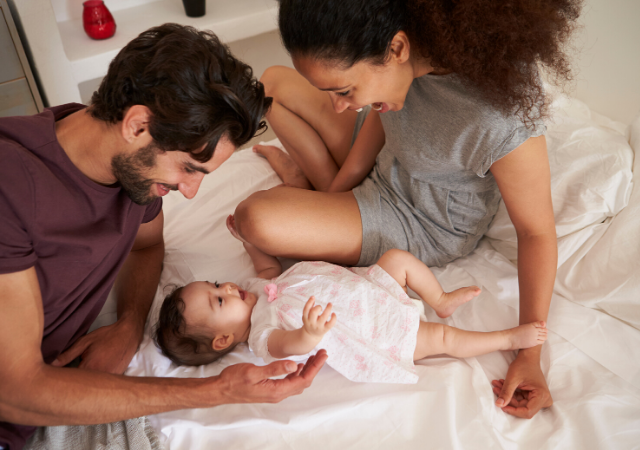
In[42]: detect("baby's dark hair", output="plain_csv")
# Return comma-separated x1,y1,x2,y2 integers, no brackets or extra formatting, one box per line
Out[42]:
154,285,239,366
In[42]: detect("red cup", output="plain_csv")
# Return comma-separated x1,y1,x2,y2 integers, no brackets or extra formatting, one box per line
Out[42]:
83,1,116,40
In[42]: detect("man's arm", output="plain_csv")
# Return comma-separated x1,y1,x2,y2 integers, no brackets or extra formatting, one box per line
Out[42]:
0,266,328,426
53,210,165,374
489,135,557,418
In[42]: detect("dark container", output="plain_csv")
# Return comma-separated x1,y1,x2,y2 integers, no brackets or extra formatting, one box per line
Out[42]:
182,0,206,17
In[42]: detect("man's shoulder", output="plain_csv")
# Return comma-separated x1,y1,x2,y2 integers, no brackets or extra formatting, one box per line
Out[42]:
0,104,84,155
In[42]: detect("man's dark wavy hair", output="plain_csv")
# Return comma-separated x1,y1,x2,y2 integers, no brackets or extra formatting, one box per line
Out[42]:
278,0,582,126
89,23,272,162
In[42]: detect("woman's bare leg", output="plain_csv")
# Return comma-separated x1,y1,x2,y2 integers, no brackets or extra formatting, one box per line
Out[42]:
260,66,358,191
377,249,480,318
234,187,363,265
414,321,548,360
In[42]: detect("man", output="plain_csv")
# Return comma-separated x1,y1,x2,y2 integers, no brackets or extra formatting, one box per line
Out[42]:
0,24,327,450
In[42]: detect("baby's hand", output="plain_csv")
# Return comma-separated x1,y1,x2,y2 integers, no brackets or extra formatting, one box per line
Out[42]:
302,296,337,338
226,214,248,243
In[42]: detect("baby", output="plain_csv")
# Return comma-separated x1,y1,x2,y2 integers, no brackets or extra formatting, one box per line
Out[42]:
154,216,547,383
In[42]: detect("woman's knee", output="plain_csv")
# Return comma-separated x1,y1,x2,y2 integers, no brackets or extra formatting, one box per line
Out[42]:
233,191,278,247
260,66,297,98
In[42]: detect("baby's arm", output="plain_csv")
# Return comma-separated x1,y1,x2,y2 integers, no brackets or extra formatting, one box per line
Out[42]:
227,214,282,279
267,297,337,359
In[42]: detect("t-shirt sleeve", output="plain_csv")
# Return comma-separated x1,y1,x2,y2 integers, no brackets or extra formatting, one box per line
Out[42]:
0,146,37,274
475,115,546,177
142,197,163,223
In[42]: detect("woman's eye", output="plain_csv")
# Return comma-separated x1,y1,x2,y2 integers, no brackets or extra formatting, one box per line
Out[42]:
336,90,350,97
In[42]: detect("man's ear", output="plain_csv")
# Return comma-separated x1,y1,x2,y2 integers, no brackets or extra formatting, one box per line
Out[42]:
212,333,235,351
121,105,153,145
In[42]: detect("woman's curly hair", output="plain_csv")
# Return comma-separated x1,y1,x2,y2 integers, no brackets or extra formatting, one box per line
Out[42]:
278,0,582,125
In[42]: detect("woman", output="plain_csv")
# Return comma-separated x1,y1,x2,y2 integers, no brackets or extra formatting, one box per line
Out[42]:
234,0,581,418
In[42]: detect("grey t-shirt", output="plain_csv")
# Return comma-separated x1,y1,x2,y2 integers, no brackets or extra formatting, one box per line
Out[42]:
353,73,545,267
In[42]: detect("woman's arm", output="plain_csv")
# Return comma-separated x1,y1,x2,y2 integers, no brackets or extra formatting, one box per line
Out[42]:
327,110,385,192
489,134,557,418
268,297,337,358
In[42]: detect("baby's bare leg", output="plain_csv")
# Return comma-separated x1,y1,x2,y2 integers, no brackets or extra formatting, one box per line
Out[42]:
414,321,548,360
377,249,480,318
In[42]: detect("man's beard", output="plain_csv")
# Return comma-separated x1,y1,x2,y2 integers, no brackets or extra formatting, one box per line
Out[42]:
111,143,159,205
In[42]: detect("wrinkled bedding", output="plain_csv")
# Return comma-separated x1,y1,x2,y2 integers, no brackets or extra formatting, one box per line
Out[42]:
118,93,640,450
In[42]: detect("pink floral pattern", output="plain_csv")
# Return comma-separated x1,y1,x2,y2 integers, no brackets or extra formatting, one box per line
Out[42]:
245,261,420,384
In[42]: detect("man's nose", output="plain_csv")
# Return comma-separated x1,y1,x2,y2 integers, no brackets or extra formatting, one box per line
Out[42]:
178,173,205,199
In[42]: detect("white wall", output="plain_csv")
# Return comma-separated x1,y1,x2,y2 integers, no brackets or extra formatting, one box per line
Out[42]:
38,0,640,126
232,1,640,127
570,0,640,125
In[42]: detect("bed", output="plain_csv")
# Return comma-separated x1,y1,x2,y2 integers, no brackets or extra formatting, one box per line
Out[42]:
112,90,640,449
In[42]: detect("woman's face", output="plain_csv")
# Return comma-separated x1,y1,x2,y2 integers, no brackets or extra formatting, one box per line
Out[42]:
293,55,416,114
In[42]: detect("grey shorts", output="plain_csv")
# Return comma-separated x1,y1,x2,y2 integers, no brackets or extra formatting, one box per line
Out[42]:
351,107,444,267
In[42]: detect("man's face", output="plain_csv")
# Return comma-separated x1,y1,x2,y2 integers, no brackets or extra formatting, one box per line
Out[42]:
111,138,236,205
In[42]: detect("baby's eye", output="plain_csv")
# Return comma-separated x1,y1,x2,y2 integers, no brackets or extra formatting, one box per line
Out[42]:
218,297,223,306
214,281,219,288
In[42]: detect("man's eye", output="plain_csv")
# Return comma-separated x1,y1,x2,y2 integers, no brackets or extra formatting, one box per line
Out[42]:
185,167,196,174
218,297,223,306
336,90,350,97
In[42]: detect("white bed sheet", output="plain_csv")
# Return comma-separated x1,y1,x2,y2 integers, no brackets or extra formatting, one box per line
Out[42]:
124,96,640,450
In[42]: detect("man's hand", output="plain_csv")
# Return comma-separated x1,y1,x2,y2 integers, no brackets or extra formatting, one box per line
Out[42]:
217,349,328,404
491,348,552,419
51,318,141,374
302,297,337,338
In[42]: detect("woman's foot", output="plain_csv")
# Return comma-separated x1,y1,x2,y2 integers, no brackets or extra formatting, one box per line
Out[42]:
504,321,548,350
434,286,481,318
226,214,247,243
253,144,312,190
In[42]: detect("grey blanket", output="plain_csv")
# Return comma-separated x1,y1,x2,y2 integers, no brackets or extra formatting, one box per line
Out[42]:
24,417,163,450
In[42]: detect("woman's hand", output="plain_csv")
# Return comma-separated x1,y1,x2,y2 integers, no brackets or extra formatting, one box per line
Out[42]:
491,348,552,418
302,296,337,338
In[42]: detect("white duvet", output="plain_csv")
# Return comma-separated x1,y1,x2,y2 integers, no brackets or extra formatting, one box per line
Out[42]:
121,93,640,450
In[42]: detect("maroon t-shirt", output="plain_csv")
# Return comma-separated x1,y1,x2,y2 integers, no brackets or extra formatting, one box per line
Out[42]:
0,104,162,450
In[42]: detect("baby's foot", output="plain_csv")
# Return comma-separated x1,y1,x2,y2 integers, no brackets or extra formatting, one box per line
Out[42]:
253,145,312,190
504,321,548,350
434,286,481,318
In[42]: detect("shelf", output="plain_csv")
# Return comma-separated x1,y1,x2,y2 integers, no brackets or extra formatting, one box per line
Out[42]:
57,0,278,84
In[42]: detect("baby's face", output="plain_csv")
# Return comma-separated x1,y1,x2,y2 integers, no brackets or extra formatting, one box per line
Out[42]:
180,281,258,343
